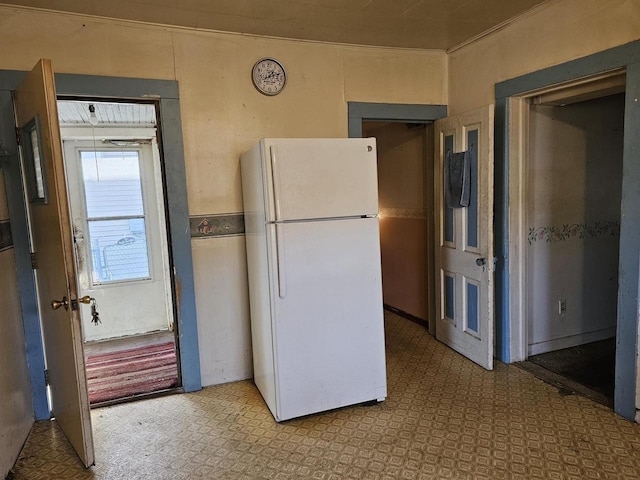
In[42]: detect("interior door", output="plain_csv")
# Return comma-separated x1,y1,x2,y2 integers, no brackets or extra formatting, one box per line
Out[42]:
15,59,94,467
434,105,494,370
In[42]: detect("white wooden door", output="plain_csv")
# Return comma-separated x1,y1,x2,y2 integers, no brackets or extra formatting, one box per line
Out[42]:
63,138,174,341
434,105,494,370
15,59,94,466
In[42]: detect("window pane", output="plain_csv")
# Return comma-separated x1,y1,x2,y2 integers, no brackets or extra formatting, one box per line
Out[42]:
81,151,144,218
88,218,150,283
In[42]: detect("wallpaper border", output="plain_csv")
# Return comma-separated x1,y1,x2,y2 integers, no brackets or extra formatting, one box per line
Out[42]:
528,220,620,245
190,213,245,238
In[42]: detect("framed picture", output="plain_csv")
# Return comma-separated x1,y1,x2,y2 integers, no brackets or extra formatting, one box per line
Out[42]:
21,116,48,204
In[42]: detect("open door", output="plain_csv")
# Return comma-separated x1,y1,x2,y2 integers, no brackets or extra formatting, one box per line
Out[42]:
15,59,94,467
434,105,494,370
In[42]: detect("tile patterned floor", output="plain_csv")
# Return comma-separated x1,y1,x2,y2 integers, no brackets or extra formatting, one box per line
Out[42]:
10,313,640,479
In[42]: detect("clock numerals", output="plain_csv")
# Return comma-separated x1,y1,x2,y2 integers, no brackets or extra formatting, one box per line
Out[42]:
252,58,286,96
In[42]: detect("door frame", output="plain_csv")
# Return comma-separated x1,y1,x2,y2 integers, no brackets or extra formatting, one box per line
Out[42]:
348,102,447,335
0,71,201,420
494,40,640,420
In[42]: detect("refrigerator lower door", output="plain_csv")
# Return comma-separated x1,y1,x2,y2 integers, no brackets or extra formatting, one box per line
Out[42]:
268,217,387,421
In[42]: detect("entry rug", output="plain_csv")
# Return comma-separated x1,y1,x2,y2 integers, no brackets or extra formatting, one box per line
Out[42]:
85,341,178,404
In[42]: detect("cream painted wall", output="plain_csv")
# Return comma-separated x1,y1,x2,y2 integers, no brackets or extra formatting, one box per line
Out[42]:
0,169,34,477
448,0,640,114
0,5,447,387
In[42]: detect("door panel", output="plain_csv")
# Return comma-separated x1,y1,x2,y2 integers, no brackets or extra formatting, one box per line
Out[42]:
434,105,494,370
269,218,387,420
15,59,94,467
263,138,379,222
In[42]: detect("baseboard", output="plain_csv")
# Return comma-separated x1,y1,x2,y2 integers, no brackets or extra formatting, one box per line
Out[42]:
528,327,616,356
383,304,429,330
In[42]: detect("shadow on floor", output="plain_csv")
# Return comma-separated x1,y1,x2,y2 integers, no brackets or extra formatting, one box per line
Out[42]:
520,338,615,407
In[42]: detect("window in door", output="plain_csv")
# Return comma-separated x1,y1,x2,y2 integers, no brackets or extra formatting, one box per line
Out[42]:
79,149,151,284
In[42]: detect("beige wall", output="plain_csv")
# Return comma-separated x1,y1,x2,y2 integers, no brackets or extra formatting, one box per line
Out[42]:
0,168,34,477
0,5,447,387
448,0,640,114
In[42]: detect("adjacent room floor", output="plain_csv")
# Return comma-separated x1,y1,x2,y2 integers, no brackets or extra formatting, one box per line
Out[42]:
10,313,640,479
525,338,616,407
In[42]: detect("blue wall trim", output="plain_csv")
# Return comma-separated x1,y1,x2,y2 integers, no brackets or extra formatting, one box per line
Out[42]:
347,102,447,138
495,39,640,420
156,96,202,392
616,61,640,420
0,90,49,420
494,97,510,363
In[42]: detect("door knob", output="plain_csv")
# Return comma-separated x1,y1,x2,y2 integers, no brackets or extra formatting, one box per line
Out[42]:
475,258,486,267
78,295,93,305
51,296,69,310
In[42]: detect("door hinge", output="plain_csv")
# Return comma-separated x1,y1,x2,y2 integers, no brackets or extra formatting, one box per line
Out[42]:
31,252,38,269
15,127,22,146
44,369,50,386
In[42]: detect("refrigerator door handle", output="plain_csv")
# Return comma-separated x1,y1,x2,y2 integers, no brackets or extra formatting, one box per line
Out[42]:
275,223,287,298
270,146,282,221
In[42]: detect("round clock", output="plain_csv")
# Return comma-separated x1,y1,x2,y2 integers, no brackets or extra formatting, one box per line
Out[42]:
252,58,287,96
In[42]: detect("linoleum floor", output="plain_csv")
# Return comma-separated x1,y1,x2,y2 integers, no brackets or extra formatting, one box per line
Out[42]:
10,313,640,479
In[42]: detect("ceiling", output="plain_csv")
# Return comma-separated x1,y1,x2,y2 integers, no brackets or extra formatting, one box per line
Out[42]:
57,101,156,126
1,0,551,50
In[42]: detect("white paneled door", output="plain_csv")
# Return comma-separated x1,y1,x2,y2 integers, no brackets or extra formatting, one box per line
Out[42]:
434,105,495,370
15,59,94,466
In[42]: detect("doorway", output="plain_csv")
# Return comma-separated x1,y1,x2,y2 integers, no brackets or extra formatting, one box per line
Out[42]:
519,85,625,406
362,121,433,328
58,100,180,405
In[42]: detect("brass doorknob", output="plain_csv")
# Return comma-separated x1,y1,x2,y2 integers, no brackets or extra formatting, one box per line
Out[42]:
51,296,69,310
78,295,93,305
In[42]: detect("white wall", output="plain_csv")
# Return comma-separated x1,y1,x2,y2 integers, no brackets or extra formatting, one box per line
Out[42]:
527,94,624,354
0,5,448,387
0,169,34,477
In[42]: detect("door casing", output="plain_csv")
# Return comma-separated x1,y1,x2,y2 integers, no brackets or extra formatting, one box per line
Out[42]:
348,102,447,335
0,71,201,420
494,39,640,421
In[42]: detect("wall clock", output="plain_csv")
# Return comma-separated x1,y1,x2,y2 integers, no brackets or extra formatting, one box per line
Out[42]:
252,58,287,96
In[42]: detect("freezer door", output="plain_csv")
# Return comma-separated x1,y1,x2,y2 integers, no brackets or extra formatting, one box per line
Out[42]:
263,138,379,222
268,217,387,421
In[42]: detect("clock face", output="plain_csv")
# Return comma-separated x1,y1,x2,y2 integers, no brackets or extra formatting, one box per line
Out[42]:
252,58,287,96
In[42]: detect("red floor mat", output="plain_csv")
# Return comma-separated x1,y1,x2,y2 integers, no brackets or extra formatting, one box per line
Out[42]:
85,341,178,404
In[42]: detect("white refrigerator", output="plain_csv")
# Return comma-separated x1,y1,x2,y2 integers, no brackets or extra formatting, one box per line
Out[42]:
241,138,387,422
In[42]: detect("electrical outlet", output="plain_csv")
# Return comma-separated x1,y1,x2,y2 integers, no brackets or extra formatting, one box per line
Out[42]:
558,299,567,315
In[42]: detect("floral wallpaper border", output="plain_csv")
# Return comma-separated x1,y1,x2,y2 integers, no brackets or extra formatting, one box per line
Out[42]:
528,220,620,245
190,214,245,238
0,220,12,251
